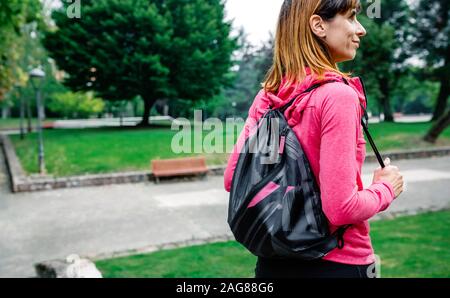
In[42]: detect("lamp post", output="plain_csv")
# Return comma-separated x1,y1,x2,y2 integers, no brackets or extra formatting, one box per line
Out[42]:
29,68,46,175
232,101,237,117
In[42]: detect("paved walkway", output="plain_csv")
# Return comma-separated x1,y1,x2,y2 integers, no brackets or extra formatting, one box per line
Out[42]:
0,115,432,134
0,149,449,277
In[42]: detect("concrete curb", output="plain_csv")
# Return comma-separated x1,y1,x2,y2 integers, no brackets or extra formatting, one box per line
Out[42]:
0,135,27,192
2,134,450,193
364,147,450,164
89,233,236,262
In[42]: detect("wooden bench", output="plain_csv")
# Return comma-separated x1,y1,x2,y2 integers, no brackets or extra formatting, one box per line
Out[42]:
151,156,208,183
42,122,55,129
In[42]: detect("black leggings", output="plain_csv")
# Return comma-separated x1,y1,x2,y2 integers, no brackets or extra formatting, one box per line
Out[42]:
255,257,376,278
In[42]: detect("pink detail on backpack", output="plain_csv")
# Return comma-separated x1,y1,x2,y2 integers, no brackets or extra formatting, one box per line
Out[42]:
247,181,280,208
279,136,286,154
285,186,295,194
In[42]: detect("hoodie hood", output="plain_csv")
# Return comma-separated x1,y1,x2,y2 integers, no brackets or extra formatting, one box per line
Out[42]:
255,67,367,127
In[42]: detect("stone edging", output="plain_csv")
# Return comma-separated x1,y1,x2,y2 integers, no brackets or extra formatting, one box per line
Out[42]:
364,147,450,163
89,234,236,262
0,135,26,192
2,134,450,193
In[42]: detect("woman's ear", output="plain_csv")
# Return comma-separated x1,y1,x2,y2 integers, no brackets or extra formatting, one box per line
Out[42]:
309,14,327,39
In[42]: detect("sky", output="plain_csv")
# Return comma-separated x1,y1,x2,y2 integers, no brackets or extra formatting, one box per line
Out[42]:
225,0,284,46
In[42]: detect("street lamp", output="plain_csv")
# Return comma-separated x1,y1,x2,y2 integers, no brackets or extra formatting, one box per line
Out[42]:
231,101,237,117
29,67,46,175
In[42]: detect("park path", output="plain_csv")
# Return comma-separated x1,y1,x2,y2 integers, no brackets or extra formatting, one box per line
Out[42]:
0,148,449,277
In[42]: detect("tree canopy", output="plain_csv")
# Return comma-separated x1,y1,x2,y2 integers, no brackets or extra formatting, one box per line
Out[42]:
44,0,238,125
0,0,42,100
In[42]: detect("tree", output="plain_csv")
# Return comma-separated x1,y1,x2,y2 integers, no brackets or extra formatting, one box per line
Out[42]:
2,21,67,125
44,0,237,126
0,0,42,100
424,109,450,143
412,0,450,121
390,68,439,114
230,37,274,117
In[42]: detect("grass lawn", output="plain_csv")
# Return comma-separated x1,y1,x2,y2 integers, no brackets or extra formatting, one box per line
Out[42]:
10,124,238,176
95,210,450,278
367,122,450,152
9,121,450,177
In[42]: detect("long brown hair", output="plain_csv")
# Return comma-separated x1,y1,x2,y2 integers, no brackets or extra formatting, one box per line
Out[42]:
263,0,361,93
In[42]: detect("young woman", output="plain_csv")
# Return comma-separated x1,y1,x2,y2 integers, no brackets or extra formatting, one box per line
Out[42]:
224,0,404,278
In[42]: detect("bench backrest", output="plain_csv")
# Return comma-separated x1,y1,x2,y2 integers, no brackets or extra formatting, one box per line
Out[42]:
151,156,207,175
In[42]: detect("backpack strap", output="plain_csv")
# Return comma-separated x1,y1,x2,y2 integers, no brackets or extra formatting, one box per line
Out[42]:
341,78,386,168
277,77,385,168
334,224,352,249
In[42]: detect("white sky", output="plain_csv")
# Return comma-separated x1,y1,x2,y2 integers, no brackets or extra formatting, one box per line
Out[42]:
225,0,284,46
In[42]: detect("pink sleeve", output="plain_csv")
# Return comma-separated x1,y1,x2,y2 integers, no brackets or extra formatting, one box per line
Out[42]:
318,84,395,226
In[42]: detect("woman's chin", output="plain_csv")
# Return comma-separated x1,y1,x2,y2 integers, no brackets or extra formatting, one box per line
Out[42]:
335,51,357,63
335,56,354,63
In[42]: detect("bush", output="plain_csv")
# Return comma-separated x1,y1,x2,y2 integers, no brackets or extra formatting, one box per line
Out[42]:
48,91,104,119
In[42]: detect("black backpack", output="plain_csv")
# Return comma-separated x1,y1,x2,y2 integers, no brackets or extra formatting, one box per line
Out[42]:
227,79,384,260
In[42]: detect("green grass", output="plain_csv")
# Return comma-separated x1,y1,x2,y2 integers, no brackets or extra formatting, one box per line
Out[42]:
95,210,450,278
96,241,256,278
9,121,450,176
370,211,450,278
366,122,450,153
10,124,240,176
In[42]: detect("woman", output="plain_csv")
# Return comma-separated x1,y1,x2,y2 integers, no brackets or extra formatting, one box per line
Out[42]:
224,0,404,278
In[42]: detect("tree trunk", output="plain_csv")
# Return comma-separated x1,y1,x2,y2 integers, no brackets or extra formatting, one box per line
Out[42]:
119,101,124,127
424,109,450,143
133,100,138,117
379,77,394,122
1,106,10,119
26,98,32,133
431,75,449,121
19,87,25,139
137,97,156,127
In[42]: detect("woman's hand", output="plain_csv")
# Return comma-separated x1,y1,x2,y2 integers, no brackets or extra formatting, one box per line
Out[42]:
372,158,404,199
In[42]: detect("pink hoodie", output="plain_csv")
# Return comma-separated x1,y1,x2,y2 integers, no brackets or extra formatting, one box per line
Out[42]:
224,67,395,265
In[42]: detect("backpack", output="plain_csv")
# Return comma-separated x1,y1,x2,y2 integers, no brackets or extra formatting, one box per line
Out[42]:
227,78,384,260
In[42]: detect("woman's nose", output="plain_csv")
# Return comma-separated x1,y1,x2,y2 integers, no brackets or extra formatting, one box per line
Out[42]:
356,21,367,37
